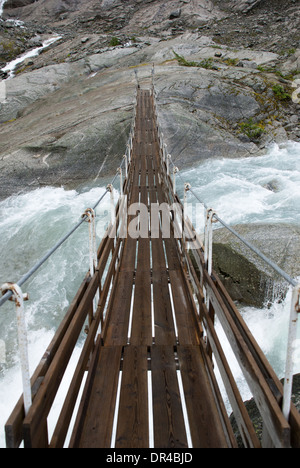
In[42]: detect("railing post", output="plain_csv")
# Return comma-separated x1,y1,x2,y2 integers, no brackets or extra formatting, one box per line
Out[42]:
159,131,163,150
82,208,99,316
107,184,115,225
1,283,32,415
282,284,300,420
118,167,123,196
123,154,128,178
167,154,171,176
184,183,191,218
173,166,179,194
82,208,97,278
204,209,217,310
183,183,191,251
204,208,216,277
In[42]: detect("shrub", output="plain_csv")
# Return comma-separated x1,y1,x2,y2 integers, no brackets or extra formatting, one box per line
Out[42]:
109,37,121,47
239,118,265,141
272,84,291,101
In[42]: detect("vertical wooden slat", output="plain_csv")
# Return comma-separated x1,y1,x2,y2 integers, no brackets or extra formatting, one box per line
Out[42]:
151,346,188,448
70,345,122,448
115,346,149,448
178,346,229,448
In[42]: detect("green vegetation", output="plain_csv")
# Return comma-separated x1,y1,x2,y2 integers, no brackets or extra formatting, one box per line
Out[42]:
239,118,265,141
109,37,121,47
173,51,214,70
223,57,239,67
257,64,299,81
0,40,23,61
272,84,291,101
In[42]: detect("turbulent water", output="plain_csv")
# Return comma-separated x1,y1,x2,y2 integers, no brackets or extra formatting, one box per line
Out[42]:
0,0,6,16
0,141,300,446
0,184,113,447
179,140,300,230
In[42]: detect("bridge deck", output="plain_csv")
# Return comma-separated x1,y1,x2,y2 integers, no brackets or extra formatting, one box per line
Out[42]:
70,90,232,448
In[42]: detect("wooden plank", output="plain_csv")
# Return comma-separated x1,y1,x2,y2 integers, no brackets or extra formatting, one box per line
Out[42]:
103,271,134,346
151,346,188,448
131,271,152,346
119,236,137,272
115,346,149,448
169,270,200,346
164,236,181,271
151,239,167,270
147,160,155,188
152,270,176,345
177,346,229,448
71,345,122,448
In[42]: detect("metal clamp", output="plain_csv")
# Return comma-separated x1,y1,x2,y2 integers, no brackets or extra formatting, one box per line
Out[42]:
1,283,32,415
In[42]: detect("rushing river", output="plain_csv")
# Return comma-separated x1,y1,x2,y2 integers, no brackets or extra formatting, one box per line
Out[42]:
0,141,299,447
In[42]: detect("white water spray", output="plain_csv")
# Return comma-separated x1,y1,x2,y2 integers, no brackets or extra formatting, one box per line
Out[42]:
0,0,6,16
2,35,62,79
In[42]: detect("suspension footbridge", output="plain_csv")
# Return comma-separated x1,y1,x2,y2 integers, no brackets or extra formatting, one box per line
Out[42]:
1,81,300,449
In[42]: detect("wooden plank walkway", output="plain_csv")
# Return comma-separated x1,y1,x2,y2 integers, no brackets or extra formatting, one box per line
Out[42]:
7,86,300,449
70,89,232,448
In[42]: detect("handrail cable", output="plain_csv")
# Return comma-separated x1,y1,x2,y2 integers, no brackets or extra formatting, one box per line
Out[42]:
0,116,132,308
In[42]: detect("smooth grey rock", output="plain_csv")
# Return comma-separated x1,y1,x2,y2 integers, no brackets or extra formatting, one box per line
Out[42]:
212,223,300,307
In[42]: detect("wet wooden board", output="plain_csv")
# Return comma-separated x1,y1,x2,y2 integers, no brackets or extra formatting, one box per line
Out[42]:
71,345,122,448
151,345,188,448
152,270,176,345
103,271,134,346
169,270,200,346
131,271,152,346
115,346,149,448
177,346,229,448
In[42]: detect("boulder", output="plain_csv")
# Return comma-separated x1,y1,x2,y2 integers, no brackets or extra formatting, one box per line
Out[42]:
212,223,300,307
